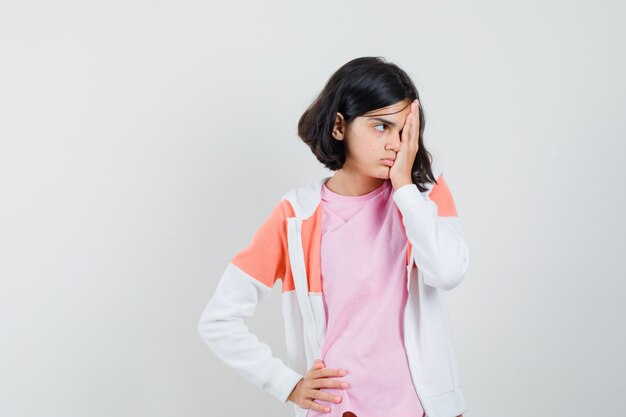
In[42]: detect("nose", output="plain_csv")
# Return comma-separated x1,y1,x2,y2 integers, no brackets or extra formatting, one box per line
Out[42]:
385,132,401,152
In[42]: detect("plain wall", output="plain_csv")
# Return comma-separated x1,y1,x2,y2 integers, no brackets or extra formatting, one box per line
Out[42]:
1,1,625,416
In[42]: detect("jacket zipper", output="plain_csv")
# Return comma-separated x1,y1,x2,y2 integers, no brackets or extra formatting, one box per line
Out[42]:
293,217,321,360
404,248,429,417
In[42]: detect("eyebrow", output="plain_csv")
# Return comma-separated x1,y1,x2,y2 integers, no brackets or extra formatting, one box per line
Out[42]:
367,117,399,129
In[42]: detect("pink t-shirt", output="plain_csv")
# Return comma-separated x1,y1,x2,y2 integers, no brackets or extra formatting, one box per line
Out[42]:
307,178,425,417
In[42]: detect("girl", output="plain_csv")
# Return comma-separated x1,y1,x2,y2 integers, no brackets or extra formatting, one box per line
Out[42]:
198,57,469,417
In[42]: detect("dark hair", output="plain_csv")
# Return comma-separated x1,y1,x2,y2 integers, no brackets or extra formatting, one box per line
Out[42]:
297,56,437,192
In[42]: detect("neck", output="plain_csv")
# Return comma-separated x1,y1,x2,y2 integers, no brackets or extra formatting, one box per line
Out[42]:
325,169,386,197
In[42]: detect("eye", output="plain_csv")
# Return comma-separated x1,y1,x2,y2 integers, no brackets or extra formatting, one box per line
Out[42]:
374,124,387,132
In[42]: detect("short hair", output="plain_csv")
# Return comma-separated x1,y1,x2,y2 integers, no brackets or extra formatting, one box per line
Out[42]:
297,56,437,192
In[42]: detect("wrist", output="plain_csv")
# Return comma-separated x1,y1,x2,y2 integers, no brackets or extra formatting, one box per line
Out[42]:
287,378,303,402
391,177,412,191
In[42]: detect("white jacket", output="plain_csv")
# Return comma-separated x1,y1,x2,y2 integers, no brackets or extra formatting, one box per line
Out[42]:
198,163,470,417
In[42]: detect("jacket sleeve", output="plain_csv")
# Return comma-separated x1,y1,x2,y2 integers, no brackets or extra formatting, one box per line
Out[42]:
197,200,304,403
392,172,470,291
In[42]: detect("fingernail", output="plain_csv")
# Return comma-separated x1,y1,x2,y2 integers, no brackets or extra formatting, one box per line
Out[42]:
339,370,346,375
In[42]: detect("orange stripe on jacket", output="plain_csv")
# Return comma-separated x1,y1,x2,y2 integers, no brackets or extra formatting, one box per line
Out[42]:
230,200,293,290
429,174,458,217
404,174,457,268
301,205,323,294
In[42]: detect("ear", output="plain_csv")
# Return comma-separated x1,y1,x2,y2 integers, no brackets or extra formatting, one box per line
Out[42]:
331,112,346,140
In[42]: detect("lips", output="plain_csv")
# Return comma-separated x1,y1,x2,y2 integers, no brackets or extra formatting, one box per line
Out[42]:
381,158,395,166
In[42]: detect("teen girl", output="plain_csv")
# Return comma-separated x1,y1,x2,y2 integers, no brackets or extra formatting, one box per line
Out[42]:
198,56,469,417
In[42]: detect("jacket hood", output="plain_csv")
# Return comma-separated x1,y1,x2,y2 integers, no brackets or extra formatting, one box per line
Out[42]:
281,160,442,221
279,176,330,221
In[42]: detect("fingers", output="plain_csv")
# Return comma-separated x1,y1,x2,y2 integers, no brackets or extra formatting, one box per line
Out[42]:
298,359,347,414
304,398,333,413
310,386,343,405
311,367,346,381
412,99,420,147
306,359,347,389
304,359,348,410
401,111,412,150
401,99,420,150
310,375,348,390
402,99,419,137
310,358,325,372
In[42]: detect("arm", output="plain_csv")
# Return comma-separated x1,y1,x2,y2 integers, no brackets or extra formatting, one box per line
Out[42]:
392,173,470,291
197,201,304,403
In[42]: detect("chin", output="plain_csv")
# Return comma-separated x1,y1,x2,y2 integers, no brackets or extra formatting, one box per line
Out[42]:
378,167,392,179
361,165,390,180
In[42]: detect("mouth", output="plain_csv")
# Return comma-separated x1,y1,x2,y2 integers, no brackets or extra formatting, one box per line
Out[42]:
381,158,395,166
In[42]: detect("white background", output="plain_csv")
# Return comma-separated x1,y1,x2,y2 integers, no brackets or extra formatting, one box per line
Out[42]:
1,1,625,416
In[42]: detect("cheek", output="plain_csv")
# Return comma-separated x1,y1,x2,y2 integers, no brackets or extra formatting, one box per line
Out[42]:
357,134,378,153
362,140,380,159
355,142,378,160
368,139,382,155
345,130,380,162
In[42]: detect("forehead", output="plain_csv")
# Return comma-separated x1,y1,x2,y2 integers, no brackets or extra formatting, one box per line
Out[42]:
361,99,411,118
